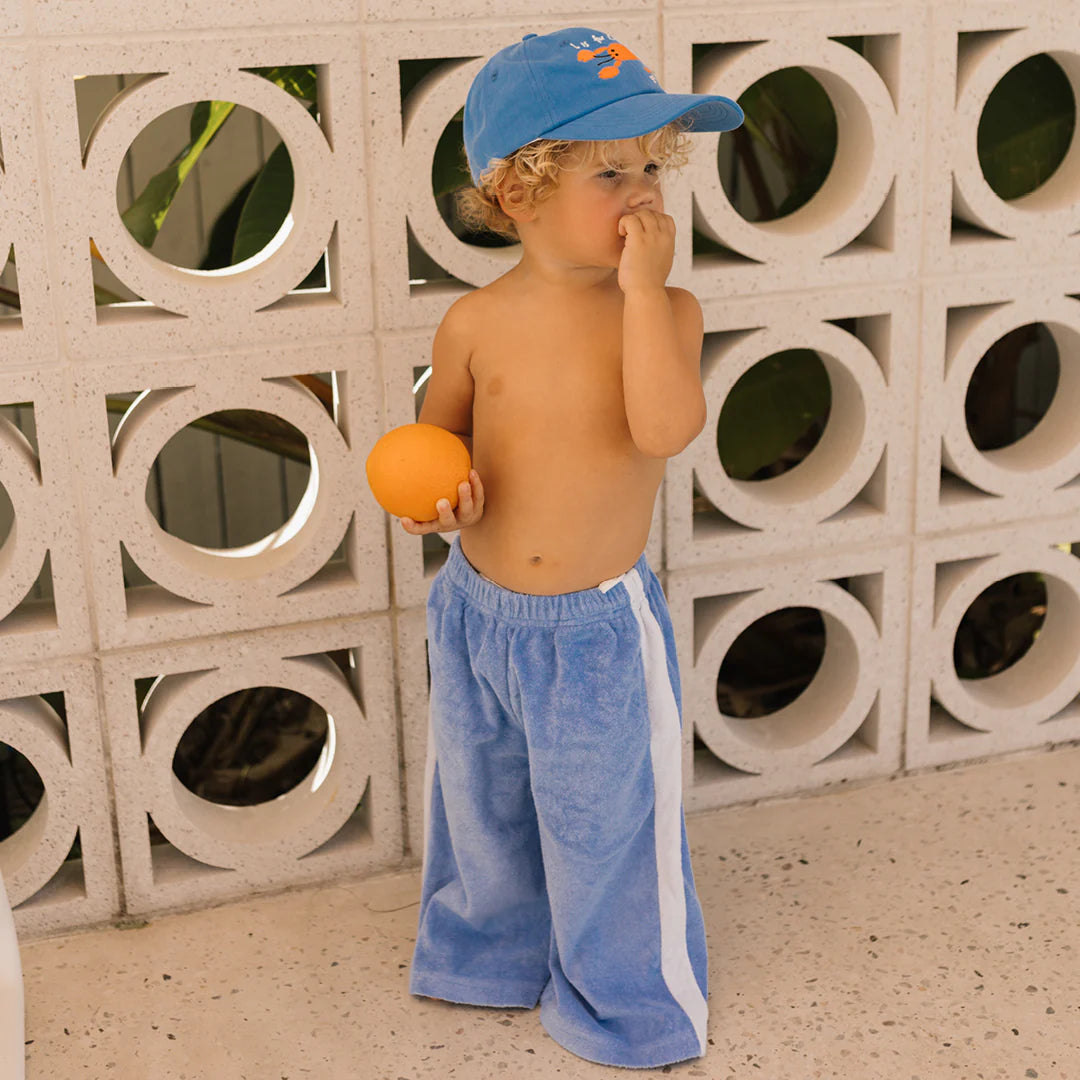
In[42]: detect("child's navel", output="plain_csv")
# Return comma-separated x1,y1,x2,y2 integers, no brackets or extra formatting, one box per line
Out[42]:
529,555,542,565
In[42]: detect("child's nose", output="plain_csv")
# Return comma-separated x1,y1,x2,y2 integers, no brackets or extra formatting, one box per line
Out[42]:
627,182,659,209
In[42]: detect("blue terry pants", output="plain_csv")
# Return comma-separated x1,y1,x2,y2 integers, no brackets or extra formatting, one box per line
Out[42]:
409,535,708,1069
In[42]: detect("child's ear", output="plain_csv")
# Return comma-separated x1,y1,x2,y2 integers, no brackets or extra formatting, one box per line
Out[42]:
495,181,537,223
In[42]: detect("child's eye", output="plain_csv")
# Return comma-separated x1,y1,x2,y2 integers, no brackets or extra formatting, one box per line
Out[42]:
598,164,661,180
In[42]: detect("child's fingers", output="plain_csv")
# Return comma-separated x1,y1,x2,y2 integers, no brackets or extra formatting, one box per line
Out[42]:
400,472,483,533
647,213,670,238
401,511,434,533
629,208,673,236
646,211,667,235
435,498,457,528
457,479,473,517
465,482,485,524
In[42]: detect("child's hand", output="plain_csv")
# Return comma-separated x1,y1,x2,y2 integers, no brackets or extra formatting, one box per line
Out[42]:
617,208,675,294
400,470,485,535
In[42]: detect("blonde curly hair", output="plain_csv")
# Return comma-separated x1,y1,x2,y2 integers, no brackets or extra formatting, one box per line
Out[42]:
455,120,693,241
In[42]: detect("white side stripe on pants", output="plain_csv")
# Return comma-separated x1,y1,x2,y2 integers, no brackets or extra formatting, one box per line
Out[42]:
620,568,707,1053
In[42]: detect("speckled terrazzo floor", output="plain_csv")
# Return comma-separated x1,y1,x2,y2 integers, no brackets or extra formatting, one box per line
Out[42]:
21,744,1080,1080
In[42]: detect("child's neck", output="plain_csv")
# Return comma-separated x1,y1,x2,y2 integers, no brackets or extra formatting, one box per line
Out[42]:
511,255,619,295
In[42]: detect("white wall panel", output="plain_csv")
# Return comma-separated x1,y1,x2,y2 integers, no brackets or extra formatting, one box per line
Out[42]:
33,31,372,361
1,1,1078,938
907,519,1080,769
0,659,119,938
68,341,386,651
0,47,57,368
98,616,401,915
662,6,928,297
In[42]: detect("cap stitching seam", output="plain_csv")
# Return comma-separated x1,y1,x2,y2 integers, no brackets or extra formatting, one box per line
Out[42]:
521,49,554,139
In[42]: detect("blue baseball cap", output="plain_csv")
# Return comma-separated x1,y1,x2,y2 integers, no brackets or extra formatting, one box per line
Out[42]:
463,27,744,185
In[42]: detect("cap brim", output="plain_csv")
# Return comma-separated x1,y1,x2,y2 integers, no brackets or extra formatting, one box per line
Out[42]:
541,92,744,141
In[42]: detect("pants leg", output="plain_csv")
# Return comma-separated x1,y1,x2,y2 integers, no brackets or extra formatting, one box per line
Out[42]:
516,566,708,1068
409,570,551,1007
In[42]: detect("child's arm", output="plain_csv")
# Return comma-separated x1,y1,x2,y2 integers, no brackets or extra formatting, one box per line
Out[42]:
618,210,708,458
402,297,485,535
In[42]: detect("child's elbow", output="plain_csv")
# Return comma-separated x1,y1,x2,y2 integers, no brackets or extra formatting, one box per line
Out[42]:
630,419,708,457
635,404,708,458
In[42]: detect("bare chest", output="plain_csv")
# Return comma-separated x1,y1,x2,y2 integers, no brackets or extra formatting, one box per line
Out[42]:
469,308,629,440
459,297,666,593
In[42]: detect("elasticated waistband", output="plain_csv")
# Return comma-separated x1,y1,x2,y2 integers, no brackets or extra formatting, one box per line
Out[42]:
441,534,649,624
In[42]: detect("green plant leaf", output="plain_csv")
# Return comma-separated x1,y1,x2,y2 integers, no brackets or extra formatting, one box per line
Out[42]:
232,137,294,264
738,68,837,183
980,115,1076,200
717,349,831,479
121,99,235,249
201,175,258,270
118,66,316,252
247,65,318,103
978,54,1075,200
772,156,835,219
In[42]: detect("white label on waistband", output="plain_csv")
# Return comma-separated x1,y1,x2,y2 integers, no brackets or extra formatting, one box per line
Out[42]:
598,569,633,594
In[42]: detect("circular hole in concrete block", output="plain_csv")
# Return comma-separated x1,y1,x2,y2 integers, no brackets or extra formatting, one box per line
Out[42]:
719,67,838,224
717,349,832,481
0,743,44,843
978,54,1076,202
964,323,1059,452
147,409,311,549
172,687,329,807
953,571,1047,681
0,478,11,550
116,101,293,272
717,606,825,718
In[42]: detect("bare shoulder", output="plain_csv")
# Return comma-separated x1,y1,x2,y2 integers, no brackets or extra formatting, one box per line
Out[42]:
441,277,516,335
438,289,484,339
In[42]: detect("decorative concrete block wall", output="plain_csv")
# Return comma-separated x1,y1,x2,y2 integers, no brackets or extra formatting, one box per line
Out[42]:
2,1,1079,939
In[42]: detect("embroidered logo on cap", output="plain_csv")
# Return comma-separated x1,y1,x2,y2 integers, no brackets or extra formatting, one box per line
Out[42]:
565,34,657,84
577,41,653,81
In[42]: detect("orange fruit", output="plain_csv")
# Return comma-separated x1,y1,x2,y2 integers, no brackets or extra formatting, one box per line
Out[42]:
365,423,472,522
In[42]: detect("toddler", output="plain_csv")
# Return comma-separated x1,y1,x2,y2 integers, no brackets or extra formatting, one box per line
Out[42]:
402,26,743,1068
